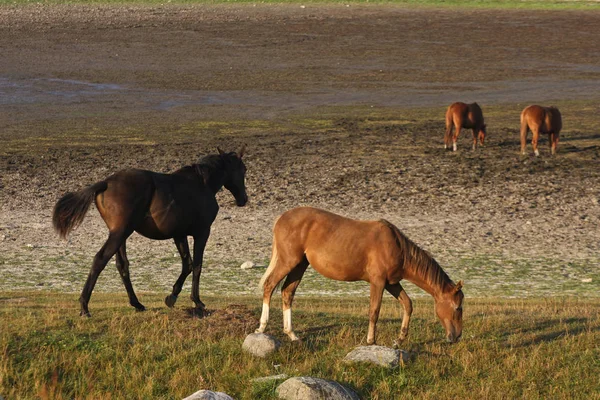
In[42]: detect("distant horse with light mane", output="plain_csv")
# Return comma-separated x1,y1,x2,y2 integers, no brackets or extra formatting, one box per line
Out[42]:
53,147,248,317
256,207,464,345
520,105,562,156
444,102,487,151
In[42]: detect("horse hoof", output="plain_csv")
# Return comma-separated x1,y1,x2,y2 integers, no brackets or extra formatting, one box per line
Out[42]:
134,304,146,312
165,295,178,308
80,311,91,318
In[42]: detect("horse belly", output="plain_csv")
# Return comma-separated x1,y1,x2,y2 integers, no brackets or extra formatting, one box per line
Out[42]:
305,250,367,282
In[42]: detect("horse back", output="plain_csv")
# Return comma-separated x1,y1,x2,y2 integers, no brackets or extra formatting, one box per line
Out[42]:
522,105,562,133
447,102,483,128
274,207,402,282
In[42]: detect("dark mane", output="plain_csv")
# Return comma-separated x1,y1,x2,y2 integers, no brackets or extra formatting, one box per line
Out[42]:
381,220,453,291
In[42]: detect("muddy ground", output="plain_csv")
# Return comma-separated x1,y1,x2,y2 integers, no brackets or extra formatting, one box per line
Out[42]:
0,4,599,300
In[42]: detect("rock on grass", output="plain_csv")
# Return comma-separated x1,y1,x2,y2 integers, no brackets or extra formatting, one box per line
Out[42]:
242,332,281,358
276,377,359,400
343,345,409,368
182,389,234,400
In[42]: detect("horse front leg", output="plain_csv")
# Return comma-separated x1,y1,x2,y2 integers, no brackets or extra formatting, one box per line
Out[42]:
385,283,413,345
165,236,193,308
190,228,211,317
472,128,478,151
367,282,385,345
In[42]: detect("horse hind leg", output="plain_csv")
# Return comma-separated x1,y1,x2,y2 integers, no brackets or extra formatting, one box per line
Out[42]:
532,128,540,157
115,241,145,311
452,124,461,152
385,283,413,346
444,121,453,150
256,247,303,335
367,281,385,345
80,229,130,317
281,258,309,341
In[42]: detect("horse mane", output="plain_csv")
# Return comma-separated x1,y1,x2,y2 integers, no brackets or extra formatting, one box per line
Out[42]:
380,220,453,292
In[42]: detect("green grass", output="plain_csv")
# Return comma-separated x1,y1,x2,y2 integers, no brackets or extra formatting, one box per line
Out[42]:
1,0,599,10
1,292,599,399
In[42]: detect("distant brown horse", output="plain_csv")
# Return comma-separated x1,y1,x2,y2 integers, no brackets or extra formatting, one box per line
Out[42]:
520,105,562,156
444,102,487,151
255,207,464,345
53,147,248,317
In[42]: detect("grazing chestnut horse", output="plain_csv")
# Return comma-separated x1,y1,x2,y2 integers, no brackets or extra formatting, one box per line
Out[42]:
53,147,248,317
444,102,487,151
256,207,464,344
520,105,562,156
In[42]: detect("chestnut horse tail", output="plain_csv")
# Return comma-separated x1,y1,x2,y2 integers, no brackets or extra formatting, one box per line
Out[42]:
259,239,279,291
520,108,529,142
52,181,108,239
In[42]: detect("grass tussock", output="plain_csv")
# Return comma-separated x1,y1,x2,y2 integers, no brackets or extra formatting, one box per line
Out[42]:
1,292,599,399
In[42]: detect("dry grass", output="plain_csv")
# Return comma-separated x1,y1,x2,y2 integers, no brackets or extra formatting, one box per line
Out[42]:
1,292,598,399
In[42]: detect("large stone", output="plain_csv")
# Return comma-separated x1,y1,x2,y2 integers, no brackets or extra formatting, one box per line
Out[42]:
343,345,409,368
276,377,359,400
242,332,281,358
182,389,234,400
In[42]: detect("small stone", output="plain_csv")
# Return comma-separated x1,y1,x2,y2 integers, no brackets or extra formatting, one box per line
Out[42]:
581,278,592,283
343,345,409,368
240,261,256,270
243,333,281,358
276,377,359,400
251,373,289,383
182,389,234,400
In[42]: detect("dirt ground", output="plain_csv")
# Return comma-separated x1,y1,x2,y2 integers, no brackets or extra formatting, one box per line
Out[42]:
0,4,599,299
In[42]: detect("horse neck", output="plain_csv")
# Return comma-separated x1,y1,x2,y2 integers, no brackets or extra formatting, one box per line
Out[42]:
404,267,453,299
196,155,227,195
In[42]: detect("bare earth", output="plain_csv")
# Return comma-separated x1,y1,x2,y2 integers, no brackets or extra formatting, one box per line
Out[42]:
0,4,599,300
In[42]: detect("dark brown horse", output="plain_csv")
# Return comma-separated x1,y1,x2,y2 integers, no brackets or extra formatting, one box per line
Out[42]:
444,102,487,151
520,105,562,156
256,207,464,345
53,147,248,317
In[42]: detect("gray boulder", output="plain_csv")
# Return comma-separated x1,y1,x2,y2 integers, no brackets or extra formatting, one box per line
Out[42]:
242,332,281,358
276,377,359,400
182,389,234,400
343,345,409,368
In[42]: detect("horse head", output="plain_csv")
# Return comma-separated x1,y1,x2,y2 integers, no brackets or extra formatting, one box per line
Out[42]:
218,145,248,207
479,124,487,145
434,280,464,343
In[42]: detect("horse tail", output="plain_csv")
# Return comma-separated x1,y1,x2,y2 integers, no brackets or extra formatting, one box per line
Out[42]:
52,181,108,239
259,238,279,291
259,217,282,291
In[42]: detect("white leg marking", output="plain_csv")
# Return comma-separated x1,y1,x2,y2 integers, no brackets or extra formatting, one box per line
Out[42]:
453,142,457,152
255,302,269,333
283,308,299,341
534,149,540,157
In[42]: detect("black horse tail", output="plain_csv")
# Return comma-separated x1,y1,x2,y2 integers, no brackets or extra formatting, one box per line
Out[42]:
52,181,108,239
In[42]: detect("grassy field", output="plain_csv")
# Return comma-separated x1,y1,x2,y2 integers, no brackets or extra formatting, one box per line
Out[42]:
1,293,599,399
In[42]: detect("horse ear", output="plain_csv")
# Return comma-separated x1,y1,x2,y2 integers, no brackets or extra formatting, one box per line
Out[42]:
454,280,464,293
238,144,246,159
217,147,225,155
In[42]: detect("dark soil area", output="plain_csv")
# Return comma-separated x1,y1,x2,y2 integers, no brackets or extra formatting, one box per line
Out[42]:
0,5,599,297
